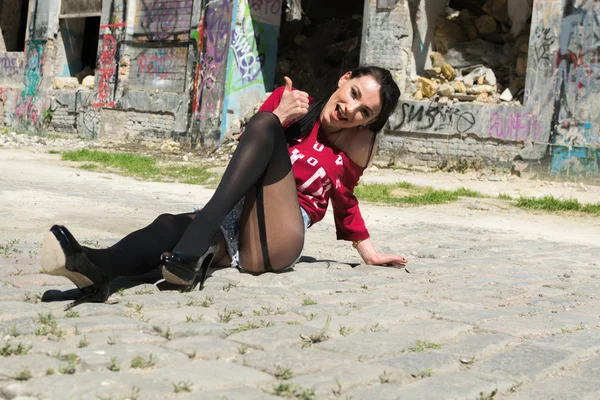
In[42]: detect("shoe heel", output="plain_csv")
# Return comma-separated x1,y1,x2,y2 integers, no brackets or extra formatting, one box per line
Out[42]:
41,230,93,288
65,283,111,311
162,236,221,287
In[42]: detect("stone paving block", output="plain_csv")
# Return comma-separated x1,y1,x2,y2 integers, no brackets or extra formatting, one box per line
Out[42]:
0,317,38,337
315,332,419,360
60,315,152,335
228,324,322,351
506,377,600,400
60,302,127,318
236,347,356,376
436,333,519,361
372,352,461,376
478,313,599,337
346,303,431,327
0,354,62,381
473,344,574,381
578,354,600,378
2,274,67,288
73,343,190,372
0,301,45,322
142,306,221,325
288,362,409,398
81,331,168,347
347,372,515,400
163,336,241,360
185,387,280,400
530,329,600,355
145,360,275,392
1,371,171,400
0,285,26,301
164,322,233,339
386,319,472,343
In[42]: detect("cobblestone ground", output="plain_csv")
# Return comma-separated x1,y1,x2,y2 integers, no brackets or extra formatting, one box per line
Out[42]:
1,149,599,399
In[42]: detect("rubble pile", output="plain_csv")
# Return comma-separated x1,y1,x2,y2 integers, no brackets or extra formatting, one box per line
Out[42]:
275,14,363,98
411,0,533,105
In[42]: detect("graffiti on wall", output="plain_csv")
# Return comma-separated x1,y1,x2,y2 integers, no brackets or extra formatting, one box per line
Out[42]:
0,53,24,79
392,102,477,134
95,31,118,107
231,13,265,86
532,26,555,63
134,0,193,41
195,0,233,122
15,41,46,126
552,1,600,157
130,46,188,91
488,111,542,142
221,0,282,134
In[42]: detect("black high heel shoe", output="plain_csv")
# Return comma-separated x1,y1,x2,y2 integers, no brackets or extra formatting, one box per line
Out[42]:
41,225,110,310
161,236,220,289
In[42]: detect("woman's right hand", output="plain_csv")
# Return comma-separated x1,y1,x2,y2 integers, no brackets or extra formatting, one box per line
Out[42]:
272,77,310,125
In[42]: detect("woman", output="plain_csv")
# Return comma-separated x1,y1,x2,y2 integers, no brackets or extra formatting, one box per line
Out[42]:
41,66,408,310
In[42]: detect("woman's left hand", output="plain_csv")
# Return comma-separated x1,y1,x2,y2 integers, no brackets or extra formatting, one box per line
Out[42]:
365,251,408,268
354,238,408,268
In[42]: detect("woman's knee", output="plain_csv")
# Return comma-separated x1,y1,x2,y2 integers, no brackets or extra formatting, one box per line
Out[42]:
244,112,284,143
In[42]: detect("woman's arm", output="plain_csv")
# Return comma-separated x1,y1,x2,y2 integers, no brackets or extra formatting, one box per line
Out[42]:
354,237,408,267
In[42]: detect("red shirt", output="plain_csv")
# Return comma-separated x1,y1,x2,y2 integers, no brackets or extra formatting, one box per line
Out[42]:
258,87,370,241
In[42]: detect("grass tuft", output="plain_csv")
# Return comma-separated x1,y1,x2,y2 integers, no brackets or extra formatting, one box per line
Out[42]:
355,182,483,206
61,149,214,186
516,196,600,215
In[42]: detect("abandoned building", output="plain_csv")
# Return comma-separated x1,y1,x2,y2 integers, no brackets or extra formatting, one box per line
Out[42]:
0,0,598,180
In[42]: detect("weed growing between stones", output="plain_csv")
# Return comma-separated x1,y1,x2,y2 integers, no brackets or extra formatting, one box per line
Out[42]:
237,345,249,355
300,316,331,348
14,368,32,381
107,335,117,345
222,282,238,292
65,309,80,318
0,342,32,356
306,313,318,321
302,298,317,306
46,368,55,375
339,325,352,336
0,239,21,257
131,354,155,369
35,312,65,339
172,381,192,393
185,314,204,323
108,356,120,372
408,340,442,352
134,286,155,295
10,325,18,337
477,389,498,400
77,335,89,348
218,307,243,323
270,383,316,399
370,322,382,332
274,365,294,380
379,371,392,383
9,268,23,276
412,368,434,378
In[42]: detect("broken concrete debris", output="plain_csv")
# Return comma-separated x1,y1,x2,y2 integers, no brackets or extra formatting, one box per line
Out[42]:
412,0,531,106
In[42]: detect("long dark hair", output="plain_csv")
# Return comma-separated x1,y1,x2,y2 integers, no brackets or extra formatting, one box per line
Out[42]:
284,66,401,163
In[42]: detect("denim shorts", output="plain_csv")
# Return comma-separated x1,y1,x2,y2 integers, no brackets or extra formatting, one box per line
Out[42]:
195,198,311,271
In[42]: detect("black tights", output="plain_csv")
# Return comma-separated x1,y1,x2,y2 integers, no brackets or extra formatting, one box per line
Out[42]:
84,112,295,279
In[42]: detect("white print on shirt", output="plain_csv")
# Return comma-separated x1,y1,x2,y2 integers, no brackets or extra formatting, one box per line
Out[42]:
336,178,341,189
307,157,318,166
290,148,305,165
298,167,326,191
311,178,332,197
313,143,324,152
335,154,343,166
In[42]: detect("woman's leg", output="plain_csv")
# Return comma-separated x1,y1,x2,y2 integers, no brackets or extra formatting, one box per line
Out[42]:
84,213,228,279
172,112,297,263
238,169,305,274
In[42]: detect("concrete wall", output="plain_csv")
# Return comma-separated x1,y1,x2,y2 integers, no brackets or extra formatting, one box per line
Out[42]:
362,0,600,180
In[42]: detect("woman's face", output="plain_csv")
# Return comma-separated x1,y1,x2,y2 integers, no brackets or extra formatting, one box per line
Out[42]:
321,73,382,132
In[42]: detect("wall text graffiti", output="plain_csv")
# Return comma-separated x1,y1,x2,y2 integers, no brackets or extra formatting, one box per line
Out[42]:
0,53,24,79
488,111,542,142
134,0,193,41
393,102,476,134
130,46,188,92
